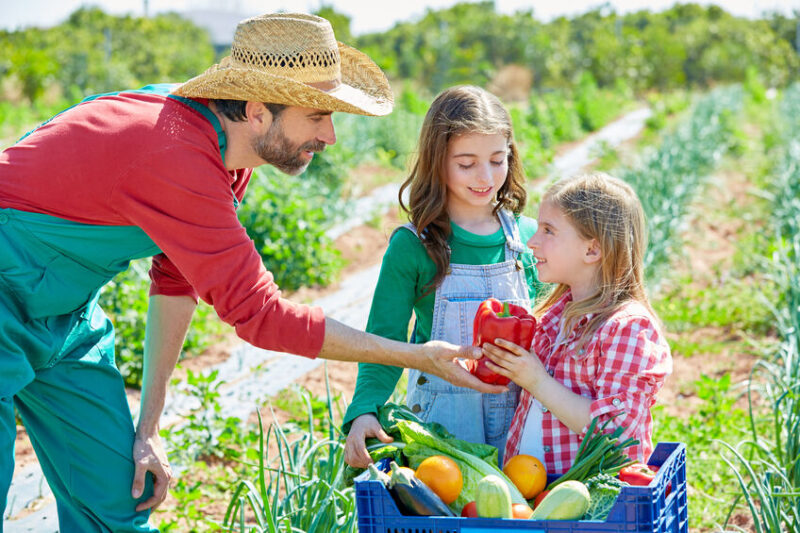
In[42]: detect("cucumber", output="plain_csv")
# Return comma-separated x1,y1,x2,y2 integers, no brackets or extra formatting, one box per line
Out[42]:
530,480,591,520
476,475,513,519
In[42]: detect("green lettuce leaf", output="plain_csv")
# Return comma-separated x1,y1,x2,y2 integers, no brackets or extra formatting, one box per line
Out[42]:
396,420,526,508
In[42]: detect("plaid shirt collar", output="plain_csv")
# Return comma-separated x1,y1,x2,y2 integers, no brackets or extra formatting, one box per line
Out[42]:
537,290,595,358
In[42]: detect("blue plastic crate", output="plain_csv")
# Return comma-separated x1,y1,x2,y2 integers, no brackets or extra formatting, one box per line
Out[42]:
355,441,687,533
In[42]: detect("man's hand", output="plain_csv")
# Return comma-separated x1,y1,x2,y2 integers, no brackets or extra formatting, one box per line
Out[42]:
419,340,508,394
344,414,393,468
131,432,172,511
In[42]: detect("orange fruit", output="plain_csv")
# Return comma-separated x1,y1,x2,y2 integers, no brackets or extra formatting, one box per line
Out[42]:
415,455,463,504
512,503,534,519
503,454,547,499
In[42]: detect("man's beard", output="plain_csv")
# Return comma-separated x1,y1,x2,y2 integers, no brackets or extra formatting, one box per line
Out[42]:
253,119,326,176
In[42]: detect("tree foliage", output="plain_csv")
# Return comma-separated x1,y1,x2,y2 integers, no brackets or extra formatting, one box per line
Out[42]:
354,2,799,93
0,7,213,103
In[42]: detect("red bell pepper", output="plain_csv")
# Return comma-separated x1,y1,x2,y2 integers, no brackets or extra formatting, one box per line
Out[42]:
619,463,656,486
468,298,537,385
619,463,671,496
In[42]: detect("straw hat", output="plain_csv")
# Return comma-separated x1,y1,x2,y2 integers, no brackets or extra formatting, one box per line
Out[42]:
173,13,394,116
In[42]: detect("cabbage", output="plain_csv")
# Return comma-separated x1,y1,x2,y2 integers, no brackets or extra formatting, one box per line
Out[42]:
396,420,526,512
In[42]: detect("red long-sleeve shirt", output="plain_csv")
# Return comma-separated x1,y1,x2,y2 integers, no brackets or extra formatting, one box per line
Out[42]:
0,92,325,357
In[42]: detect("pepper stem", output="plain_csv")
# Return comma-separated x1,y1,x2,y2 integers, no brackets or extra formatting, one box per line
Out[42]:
499,302,511,317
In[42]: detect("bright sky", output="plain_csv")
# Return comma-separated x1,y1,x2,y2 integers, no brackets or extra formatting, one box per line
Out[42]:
2,0,798,33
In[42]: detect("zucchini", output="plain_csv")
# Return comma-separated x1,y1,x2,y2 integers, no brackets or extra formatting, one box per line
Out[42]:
475,475,513,518
530,480,591,520
387,461,456,517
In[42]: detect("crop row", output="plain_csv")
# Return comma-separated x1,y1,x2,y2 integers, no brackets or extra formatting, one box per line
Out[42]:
215,87,745,532
721,82,800,533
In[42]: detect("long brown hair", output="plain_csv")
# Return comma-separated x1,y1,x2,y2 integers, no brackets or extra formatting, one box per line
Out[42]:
535,172,657,349
399,85,527,295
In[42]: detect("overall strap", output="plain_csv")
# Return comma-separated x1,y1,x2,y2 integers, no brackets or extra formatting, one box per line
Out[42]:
167,93,227,166
497,209,527,257
393,222,454,253
394,222,418,238
17,84,228,167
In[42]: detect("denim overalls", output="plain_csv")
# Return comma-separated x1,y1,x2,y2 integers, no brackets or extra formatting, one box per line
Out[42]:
0,84,226,532
405,209,530,465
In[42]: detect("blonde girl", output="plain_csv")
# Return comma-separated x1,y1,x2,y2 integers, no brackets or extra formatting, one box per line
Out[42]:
483,172,672,473
343,86,543,468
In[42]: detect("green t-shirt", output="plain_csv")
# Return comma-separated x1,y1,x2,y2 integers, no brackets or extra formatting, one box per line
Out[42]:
342,215,543,430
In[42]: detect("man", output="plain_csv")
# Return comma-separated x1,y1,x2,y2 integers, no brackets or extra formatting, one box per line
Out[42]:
0,13,504,532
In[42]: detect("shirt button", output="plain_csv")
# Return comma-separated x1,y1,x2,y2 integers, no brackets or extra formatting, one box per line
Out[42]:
411,404,422,414
612,398,622,407
417,376,428,386
0,213,8,224
543,446,551,452
548,369,555,377
541,405,548,413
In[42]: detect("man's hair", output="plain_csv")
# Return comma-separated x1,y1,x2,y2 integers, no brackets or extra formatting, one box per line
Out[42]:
211,99,287,122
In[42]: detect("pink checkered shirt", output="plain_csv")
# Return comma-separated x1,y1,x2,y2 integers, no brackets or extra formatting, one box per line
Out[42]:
503,291,672,474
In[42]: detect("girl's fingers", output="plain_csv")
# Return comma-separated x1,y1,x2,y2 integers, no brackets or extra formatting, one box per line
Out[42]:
481,342,516,362
493,338,527,356
484,359,511,377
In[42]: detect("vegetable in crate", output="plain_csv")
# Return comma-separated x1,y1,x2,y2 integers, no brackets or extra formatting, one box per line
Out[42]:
414,455,463,504
388,461,455,517
529,480,591,520
547,414,638,490
367,463,391,485
582,473,628,521
511,503,534,519
620,463,671,496
342,403,454,486
475,475,513,518
468,298,536,385
461,501,478,518
502,453,547,499
398,420,527,511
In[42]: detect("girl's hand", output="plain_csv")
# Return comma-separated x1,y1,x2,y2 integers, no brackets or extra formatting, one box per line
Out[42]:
481,338,548,393
344,414,394,469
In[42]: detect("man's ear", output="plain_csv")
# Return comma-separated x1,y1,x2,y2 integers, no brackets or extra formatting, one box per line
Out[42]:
245,101,273,133
585,238,602,264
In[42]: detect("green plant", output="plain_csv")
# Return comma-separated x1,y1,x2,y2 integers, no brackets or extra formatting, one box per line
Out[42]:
652,374,753,530
619,86,744,281
223,367,358,532
163,369,255,464
237,167,345,292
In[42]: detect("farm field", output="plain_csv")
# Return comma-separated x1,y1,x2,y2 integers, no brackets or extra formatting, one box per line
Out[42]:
156,86,792,532
2,3,799,533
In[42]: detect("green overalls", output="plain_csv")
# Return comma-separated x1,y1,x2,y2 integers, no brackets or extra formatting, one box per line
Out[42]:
0,84,227,532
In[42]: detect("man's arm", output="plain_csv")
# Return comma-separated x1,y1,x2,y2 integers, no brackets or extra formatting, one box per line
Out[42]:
318,317,506,393
132,294,197,511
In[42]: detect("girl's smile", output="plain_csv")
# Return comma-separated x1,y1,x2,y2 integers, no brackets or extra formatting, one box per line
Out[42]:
444,132,509,225
529,200,601,301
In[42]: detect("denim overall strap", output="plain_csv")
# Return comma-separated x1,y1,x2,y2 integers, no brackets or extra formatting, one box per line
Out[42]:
404,211,530,464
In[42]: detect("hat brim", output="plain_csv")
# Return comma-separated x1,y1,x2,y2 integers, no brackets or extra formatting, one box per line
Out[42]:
172,43,393,116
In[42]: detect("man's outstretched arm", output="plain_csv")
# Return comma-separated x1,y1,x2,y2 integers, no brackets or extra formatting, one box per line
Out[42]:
318,317,506,394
